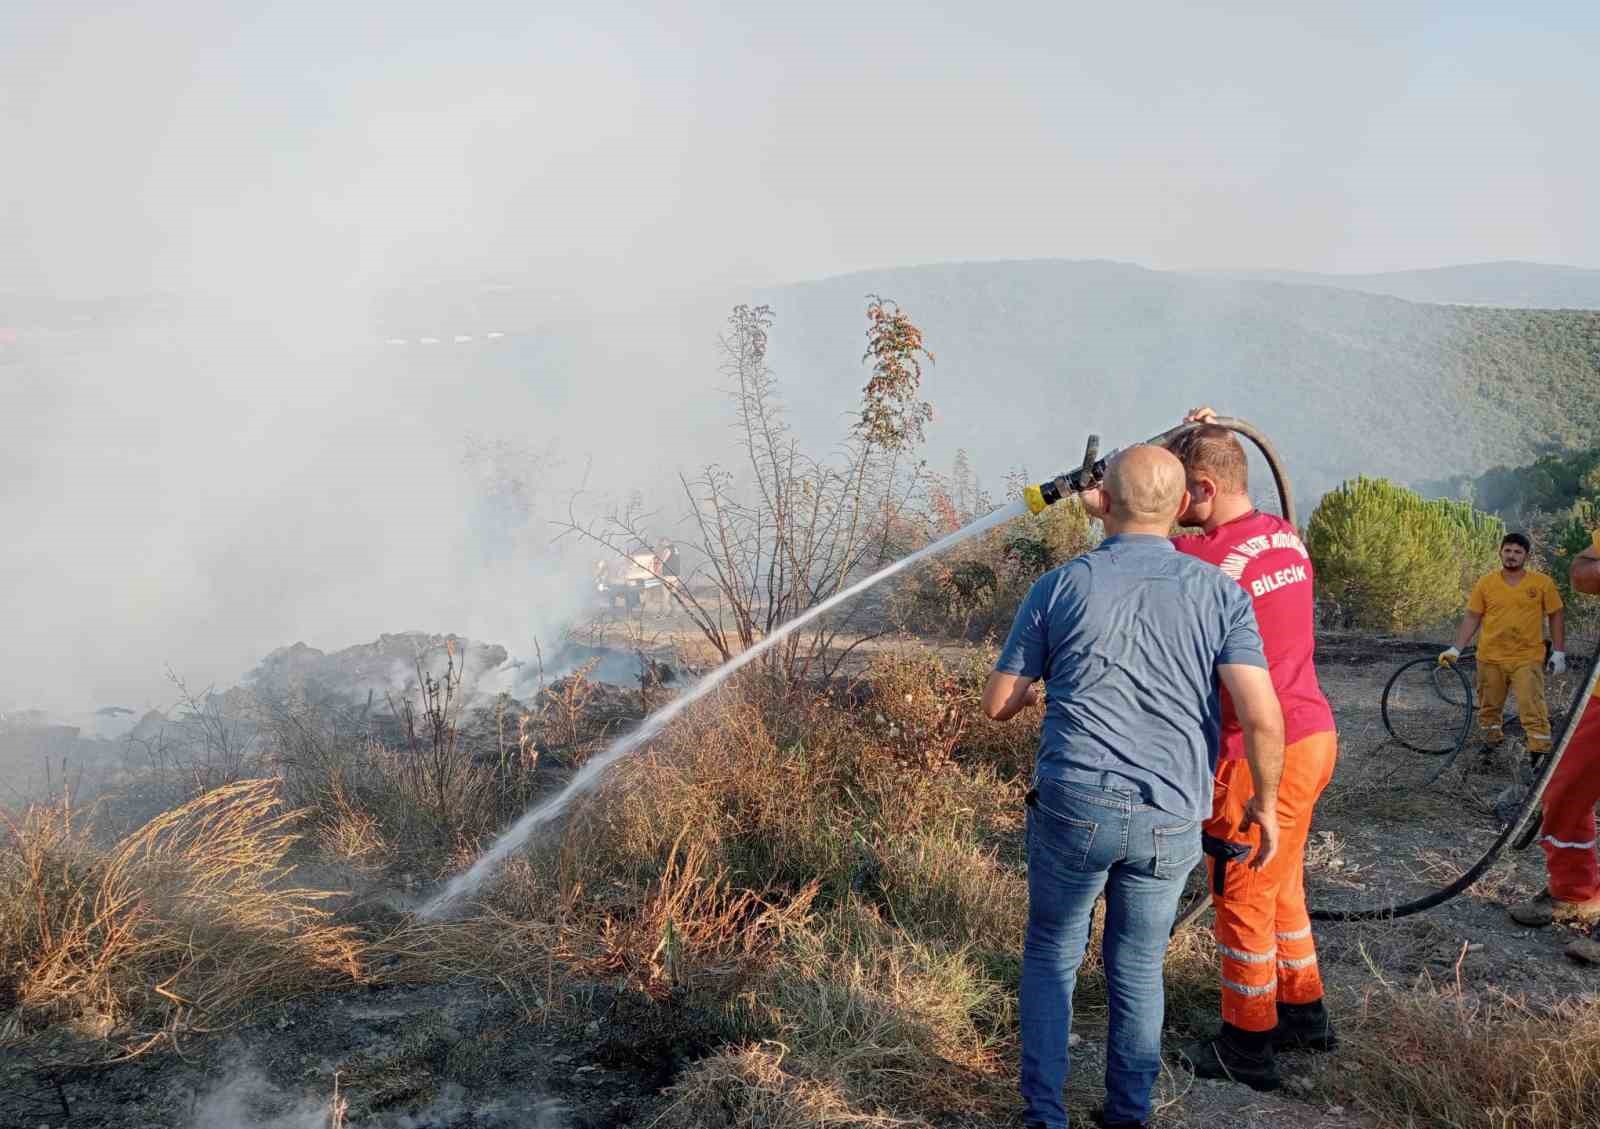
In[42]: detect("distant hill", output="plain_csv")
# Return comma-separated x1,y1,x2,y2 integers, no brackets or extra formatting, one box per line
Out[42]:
1198,261,1600,311
756,260,1600,507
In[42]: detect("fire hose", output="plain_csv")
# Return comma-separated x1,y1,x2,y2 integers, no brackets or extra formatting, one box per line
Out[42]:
1024,416,1597,928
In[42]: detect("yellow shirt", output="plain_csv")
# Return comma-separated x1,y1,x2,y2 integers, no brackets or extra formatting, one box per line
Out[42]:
1468,570,1562,666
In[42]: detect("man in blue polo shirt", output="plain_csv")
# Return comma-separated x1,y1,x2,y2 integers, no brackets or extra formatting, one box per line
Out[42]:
983,444,1285,1129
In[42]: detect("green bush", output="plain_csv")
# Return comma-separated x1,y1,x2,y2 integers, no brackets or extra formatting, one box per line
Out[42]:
1547,500,1599,607
1307,477,1504,631
1424,445,1599,610
890,488,1099,640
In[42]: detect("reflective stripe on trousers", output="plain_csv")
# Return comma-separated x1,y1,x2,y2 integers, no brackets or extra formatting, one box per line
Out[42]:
1205,731,1337,1032
1540,701,1600,902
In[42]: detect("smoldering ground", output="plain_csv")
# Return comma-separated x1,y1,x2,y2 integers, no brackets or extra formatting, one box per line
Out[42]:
189,1065,566,1129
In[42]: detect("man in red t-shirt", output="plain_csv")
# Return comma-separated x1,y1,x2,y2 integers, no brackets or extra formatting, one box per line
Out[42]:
1167,414,1338,1090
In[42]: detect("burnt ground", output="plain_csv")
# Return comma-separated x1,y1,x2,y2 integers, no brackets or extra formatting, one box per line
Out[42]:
5,627,1599,1128
1145,630,1600,1129
2,979,693,1128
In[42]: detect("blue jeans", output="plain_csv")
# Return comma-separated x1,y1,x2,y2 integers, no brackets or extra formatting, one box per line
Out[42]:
1019,776,1201,1128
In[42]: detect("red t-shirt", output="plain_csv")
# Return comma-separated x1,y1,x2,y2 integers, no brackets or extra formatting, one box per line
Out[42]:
1173,510,1335,760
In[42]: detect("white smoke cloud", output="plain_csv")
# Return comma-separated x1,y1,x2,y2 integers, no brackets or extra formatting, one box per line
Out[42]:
0,287,711,715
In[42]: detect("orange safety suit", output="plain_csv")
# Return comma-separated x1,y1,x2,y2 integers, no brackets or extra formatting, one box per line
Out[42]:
1205,732,1338,1030
1175,511,1338,1034
1541,698,1600,901
1540,526,1600,903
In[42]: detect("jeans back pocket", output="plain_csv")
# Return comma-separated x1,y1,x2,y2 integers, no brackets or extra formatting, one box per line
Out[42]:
1027,783,1101,872
1152,819,1201,880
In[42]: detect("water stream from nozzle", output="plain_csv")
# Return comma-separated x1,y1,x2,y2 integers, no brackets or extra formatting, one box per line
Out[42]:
420,498,1030,918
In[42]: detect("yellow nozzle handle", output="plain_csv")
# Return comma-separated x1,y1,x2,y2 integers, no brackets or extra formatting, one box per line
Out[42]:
1023,483,1047,515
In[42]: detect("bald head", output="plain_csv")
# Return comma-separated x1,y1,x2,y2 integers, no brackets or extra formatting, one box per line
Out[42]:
1102,445,1188,531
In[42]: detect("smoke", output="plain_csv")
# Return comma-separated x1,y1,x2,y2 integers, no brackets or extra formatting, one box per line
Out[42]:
6,6,1594,717
0,298,601,714
189,1066,565,1129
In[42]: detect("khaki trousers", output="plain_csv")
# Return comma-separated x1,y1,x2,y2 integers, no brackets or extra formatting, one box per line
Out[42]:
1477,660,1551,752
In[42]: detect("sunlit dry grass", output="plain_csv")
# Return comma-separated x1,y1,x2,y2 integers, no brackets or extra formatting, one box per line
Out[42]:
0,779,366,1059
1317,971,1600,1128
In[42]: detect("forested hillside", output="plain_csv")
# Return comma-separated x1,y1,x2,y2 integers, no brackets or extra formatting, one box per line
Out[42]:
760,260,1600,501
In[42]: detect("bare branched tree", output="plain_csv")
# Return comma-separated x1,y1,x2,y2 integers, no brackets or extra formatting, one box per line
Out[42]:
561,299,934,685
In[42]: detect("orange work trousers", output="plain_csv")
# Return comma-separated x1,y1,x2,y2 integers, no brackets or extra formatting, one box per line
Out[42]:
1540,699,1600,902
1205,731,1338,1032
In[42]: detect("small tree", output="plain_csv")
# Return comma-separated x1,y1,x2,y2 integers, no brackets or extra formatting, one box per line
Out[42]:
565,299,933,684
1548,499,1599,606
858,295,934,452
1307,477,1504,631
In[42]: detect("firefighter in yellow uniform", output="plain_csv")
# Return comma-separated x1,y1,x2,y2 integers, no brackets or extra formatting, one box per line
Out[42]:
1440,532,1565,755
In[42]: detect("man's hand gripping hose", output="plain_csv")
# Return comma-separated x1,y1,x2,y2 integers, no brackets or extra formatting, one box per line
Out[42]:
1021,417,1296,526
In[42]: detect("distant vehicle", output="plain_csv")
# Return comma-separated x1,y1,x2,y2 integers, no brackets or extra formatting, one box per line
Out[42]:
594,545,662,610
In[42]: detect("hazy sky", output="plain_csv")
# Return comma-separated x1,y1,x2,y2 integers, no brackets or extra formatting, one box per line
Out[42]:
4,2,1597,302
4,2,1598,714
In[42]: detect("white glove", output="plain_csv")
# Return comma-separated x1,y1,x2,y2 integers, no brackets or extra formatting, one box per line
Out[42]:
1549,651,1567,675
1438,646,1461,666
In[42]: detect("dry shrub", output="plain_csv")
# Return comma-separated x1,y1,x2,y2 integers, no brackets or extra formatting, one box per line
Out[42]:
874,829,1025,952
660,899,1016,1127
576,833,818,1000
0,780,365,1058
889,492,1098,641
559,692,852,898
658,1043,920,1129
1320,976,1600,1128
277,730,515,871
545,659,601,755
862,647,1038,783
316,781,388,873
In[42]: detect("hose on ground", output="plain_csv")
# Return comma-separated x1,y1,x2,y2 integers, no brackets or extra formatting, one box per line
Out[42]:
1309,660,1597,922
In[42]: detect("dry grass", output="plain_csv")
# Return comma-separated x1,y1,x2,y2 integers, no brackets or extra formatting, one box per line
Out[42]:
316,781,388,874
0,779,366,1059
874,827,1025,951
1321,973,1600,1128
656,1043,920,1128
653,902,1017,1128
574,833,819,1000
359,652,1045,1125
4,641,1433,1125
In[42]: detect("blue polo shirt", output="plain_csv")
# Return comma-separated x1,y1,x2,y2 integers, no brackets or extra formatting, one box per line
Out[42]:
995,533,1268,822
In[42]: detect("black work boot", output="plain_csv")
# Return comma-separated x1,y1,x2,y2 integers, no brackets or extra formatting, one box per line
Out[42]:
1089,1109,1148,1129
1178,1023,1280,1091
1272,998,1338,1052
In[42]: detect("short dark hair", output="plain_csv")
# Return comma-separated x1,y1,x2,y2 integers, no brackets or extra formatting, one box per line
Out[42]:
1502,532,1532,552
1168,425,1249,493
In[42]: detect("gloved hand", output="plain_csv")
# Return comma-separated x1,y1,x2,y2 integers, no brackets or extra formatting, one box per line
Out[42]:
1549,650,1567,675
1438,646,1461,666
